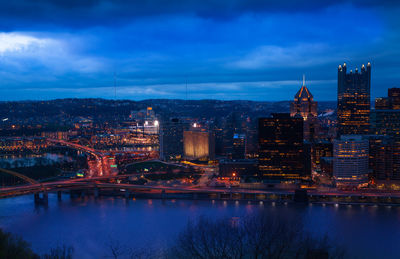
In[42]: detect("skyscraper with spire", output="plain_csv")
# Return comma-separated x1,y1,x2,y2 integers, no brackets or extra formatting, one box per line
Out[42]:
290,75,319,141
337,62,371,136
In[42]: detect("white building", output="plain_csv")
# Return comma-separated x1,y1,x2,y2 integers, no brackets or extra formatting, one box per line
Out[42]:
333,135,369,187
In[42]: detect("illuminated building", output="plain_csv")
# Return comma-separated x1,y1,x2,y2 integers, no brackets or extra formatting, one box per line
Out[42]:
372,88,400,180
183,129,215,160
290,76,319,141
333,135,369,187
320,157,333,176
310,140,333,173
337,62,371,136
375,97,389,110
245,128,258,158
219,159,258,180
232,133,246,159
388,88,400,109
364,135,393,180
258,113,307,181
130,107,159,135
0,137,48,152
159,118,187,161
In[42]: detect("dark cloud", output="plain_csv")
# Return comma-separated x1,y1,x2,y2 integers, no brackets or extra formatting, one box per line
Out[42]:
0,0,398,30
0,0,399,101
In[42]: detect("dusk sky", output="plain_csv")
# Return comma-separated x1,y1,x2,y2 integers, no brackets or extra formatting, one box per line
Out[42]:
0,0,399,101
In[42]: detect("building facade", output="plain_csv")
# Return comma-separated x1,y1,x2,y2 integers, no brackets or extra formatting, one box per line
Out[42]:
160,118,187,161
290,77,319,141
372,88,400,180
337,62,371,136
219,159,258,180
364,135,393,180
258,113,306,181
333,135,369,187
183,129,215,160
232,133,246,159
310,140,333,173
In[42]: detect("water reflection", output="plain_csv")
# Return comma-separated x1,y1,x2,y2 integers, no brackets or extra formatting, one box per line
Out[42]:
0,194,399,259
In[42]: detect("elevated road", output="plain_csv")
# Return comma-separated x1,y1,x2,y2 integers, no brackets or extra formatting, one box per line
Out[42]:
0,168,39,185
2,177,400,205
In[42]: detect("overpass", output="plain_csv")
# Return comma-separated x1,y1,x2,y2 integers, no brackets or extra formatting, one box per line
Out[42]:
2,177,400,206
46,138,103,158
46,138,157,158
46,138,157,177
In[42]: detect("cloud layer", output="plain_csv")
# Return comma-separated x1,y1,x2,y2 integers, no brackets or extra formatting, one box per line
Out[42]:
0,0,399,101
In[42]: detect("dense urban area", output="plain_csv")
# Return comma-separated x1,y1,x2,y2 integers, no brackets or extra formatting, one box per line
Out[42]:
2,63,400,258
1,63,400,197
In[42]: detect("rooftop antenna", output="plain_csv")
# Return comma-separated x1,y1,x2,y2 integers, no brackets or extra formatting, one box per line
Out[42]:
303,74,306,86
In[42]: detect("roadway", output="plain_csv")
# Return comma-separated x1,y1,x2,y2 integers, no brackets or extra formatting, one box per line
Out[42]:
2,176,400,200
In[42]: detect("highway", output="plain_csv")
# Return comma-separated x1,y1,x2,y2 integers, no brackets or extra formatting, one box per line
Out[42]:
2,176,400,203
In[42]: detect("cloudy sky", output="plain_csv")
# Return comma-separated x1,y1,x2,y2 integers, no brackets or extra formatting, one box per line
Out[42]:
0,0,399,101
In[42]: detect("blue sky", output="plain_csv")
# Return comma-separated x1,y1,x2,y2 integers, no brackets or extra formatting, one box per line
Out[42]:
0,0,399,101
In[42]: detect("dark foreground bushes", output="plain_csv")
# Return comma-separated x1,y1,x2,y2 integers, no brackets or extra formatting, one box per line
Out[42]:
168,213,345,259
0,229,73,259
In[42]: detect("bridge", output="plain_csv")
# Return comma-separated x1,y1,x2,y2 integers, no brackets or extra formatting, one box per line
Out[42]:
1,175,400,206
45,138,157,177
0,168,39,185
46,138,157,158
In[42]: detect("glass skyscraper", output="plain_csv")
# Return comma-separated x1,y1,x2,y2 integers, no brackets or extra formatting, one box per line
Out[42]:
337,62,371,136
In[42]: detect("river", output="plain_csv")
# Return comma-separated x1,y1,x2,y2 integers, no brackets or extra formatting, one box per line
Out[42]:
0,194,399,258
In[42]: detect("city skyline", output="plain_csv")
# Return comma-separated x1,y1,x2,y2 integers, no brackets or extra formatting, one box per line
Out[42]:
2,2,400,258
1,0,400,101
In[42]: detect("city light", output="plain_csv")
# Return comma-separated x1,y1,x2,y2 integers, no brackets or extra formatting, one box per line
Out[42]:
1,2,400,258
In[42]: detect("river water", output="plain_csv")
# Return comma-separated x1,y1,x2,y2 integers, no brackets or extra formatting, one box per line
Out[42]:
0,194,400,258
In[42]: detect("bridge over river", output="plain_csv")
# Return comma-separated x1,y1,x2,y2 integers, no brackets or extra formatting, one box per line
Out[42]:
1,173,400,206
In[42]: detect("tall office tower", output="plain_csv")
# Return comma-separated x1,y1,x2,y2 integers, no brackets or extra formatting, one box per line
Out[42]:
159,118,187,161
222,112,242,156
290,76,319,141
258,113,307,181
245,128,258,158
337,62,371,136
183,129,215,160
333,135,369,187
364,135,393,180
372,88,400,180
232,133,246,159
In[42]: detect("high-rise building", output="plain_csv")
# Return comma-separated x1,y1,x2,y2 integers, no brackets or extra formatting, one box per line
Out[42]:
258,113,307,181
310,140,333,173
159,118,187,161
337,62,371,136
364,135,393,180
290,76,319,141
333,135,369,187
232,133,246,159
372,88,400,180
183,129,215,160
